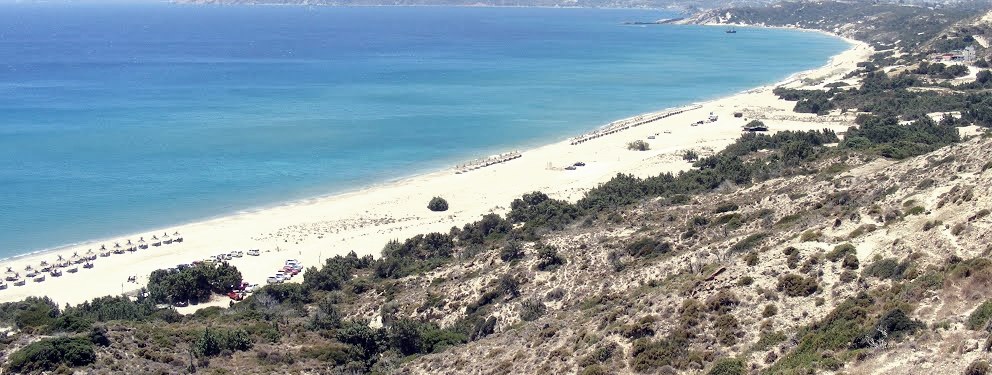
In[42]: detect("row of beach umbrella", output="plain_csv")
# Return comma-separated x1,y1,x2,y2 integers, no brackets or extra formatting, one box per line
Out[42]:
1,231,184,287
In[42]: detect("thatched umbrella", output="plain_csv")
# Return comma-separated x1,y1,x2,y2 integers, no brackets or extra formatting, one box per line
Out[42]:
173,232,183,243
70,252,83,264
151,235,161,247
138,237,148,250
5,267,17,281
126,239,136,251
85,249,96,260
55,255,69,268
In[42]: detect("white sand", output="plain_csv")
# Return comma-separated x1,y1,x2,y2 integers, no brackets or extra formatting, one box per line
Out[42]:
0,38,873,308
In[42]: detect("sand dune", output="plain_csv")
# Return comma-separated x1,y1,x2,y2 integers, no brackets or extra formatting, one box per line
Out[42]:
0,38,873,308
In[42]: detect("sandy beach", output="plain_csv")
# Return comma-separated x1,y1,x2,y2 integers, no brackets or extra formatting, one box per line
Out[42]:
0,36,873,308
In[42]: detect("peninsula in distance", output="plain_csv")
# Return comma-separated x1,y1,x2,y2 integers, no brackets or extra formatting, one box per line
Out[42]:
1,0,992,374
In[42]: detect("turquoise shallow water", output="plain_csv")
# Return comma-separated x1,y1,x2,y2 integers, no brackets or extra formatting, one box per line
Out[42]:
0,5,849,256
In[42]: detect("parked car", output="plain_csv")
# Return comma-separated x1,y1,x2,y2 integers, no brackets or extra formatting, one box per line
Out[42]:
266,277,279,284
227,291,244,301
573,162,586,167
247,249,260,256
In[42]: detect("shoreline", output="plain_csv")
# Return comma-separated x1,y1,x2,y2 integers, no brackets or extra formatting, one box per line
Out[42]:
0,32,873,307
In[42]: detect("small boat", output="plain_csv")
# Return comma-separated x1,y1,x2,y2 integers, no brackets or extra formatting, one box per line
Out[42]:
726,27,737,34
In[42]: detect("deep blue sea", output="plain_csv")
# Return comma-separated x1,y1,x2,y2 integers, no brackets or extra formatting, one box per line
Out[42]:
0,4,849,256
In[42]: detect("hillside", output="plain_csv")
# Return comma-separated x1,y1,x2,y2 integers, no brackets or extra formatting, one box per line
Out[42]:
681,1,986,51
4,2,992,375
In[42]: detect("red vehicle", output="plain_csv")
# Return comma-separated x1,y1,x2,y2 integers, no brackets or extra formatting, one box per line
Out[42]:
282,266,300,275
227,291,244,301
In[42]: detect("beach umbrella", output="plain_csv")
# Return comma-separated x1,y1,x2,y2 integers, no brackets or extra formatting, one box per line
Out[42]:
99,244,106,251
173,232,183,243
24,265,32,271
163,232,172,244
126,239,135,250
138,237,147,249
85,249,95,259
39,261,50,271
4,268,16,281
70,252,82,264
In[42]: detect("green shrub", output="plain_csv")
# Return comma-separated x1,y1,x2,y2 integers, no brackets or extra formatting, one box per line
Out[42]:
6,336,95,373
499,241,524,262
147,262,242,304
708,357,746,375
763,304,778,318
519,299,546,322
967,300,992,330
627,140,650,151
427,197,449,212
737,276,754,286
906,206,926,215
744,252,759,267
535,246,566,272
683,150,699,162
714,203,740,213
851,308,923,349
842,254,860,270
777,274,819,297
863,258,908,280
826,243,856,262
966,360,991,375
625,238,672,258
630,330,690,371
730,233,769,253
800,230,822,242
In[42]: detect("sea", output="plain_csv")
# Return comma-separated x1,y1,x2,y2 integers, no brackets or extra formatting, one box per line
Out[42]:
0,4,850,257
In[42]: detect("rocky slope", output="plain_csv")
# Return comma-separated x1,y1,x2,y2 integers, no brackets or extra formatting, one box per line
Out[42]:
367,134,992,374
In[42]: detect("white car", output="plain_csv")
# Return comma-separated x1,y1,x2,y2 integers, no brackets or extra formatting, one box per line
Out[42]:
266,277,279,284
247,249,260,256
231,251,243,258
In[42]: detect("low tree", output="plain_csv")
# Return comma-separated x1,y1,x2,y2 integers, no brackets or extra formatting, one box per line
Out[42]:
627,140,650,151
427,197,449,212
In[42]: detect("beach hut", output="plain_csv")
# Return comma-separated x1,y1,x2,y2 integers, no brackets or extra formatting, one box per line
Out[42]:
5,268,17,282
151,235,162,247
173,232,183,243
163,232,172,245
138,237,148,250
